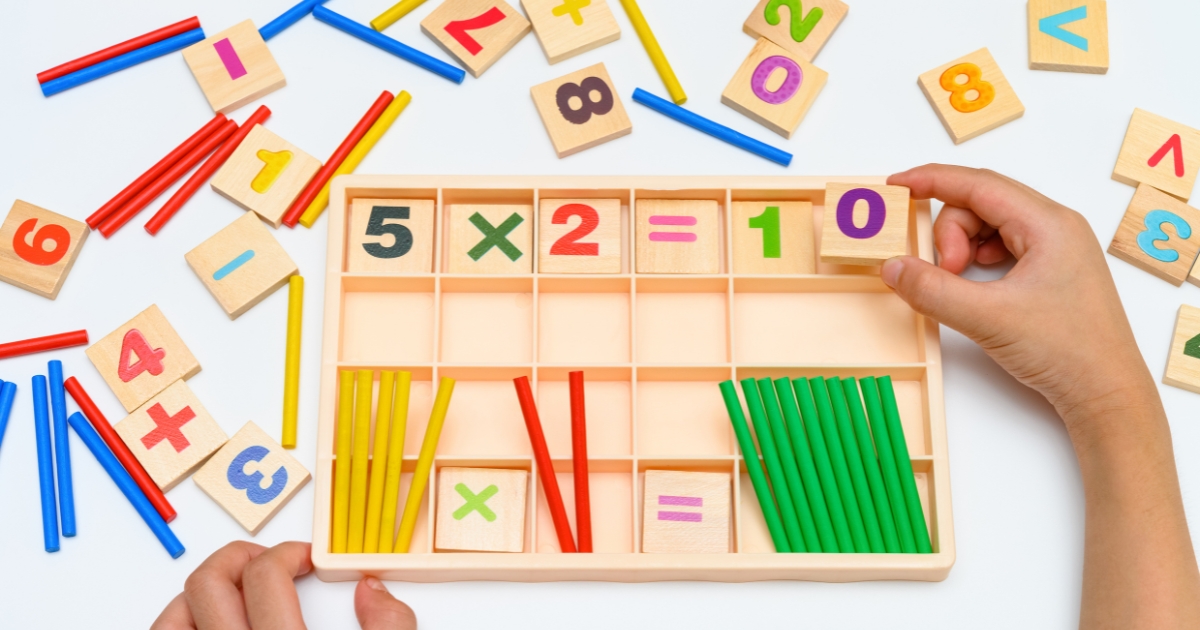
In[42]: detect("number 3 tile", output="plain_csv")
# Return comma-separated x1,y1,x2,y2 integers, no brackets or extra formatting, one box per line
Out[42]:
1108,184,1200,286
347,198,436,273
531,62,632,158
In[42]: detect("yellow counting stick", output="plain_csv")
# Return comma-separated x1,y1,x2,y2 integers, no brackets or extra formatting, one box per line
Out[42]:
363,371,395,553
299,91,412,228
333,371,355,553
371,0,428,31
379,371,411,553
282,275,303,449
618,0,686,104
348,370,374,553
395,376,454,553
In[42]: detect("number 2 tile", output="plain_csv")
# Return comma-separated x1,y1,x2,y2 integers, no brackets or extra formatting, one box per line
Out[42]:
1107,184,1200,286
85,305,202,412
185,213,299,319
114,380,228,491
917,47,1024,144
538,198,621,273
421,0,531,78
0,200,88,300
210,125,322,228
531,62,632,158
742,0,849,62
347,198,436,273
721,37,827,139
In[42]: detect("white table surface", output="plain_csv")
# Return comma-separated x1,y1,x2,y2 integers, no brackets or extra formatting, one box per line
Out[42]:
2,0,1197,627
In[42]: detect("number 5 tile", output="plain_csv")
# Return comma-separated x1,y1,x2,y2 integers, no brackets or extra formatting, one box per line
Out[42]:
347,198,436,273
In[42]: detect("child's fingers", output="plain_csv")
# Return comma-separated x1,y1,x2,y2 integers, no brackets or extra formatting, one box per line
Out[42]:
975,236,1012,265
355,578,417,630
242,542,313,630
882,255,1007,339
150,593,196,630
184,541,267,630
934,205,985,274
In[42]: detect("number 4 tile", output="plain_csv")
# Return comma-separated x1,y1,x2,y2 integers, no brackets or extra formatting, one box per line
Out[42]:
182,20,286,114
721,37,827,139
210,125,322,228
185,213,299,319
0,200,88,299
114,380,228,491
421,0,531,78
86,305,202,412
917,48,1024,144
538,198,621,273
1107,184,1200,286
531,62,632,158
347,198,436,273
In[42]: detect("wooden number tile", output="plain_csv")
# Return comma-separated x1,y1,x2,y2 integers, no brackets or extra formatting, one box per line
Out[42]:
193,421,310,535
182,20,286,114
538,198,621,273
635,199,720,274
347,198,436,273
114,380,228,491
1107,184,1200,286
742,0,848,62
531,62,632,158
1028,0,1109,74
0,200,88,300
917,48,1025,144
447,203,534,273
521,0,621,64
435,467,529,552
819,184,910,266
86,305,202,412
1164,305,1200,394
210,125,322,227
185,213,299,319
641,470,730,554
732,201,815,274
721,37,827,139
421,0,531,78
1112,109,1200,201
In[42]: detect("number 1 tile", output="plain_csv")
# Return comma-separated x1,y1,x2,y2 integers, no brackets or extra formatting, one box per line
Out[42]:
732,201,814,274
185,213,298,319
210,125,321,228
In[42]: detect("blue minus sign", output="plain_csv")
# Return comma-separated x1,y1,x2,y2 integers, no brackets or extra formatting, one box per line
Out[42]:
214,250,256,281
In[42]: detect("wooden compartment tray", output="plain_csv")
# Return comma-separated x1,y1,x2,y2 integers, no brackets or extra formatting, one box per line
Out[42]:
312,175,952,582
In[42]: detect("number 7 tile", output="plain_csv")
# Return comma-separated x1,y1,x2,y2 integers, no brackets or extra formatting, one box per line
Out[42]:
421,0,531,78
347,198,436,273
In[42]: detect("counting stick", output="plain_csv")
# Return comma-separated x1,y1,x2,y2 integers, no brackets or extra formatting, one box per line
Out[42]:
739,378,803,552
396,377,455,553
87,114,227,228
38,17,201,83
514,376,576,553
378,371,411,553
364,371,395,553
281,276,303,448
298,91,412,228
0,381,16,458
33,376,59,552
0,330,88,360
145,105,272,235
826,377,883,553
773,378,837,552
282,92,393,227
617,0,686,104
791,378,853,552
68,412,185,558
878,376,932,553
40,28,207,97
48,361,75,537
719,381,788,553
65,377,176,522
348,370,374,553
809,377,868,552
859,377,914,553
569,371,592,553
841,378,900,553
260,0,329,41
99,119,238,237
333,371,354,553
313,6,465,84
757,378,819,552
631,88,793,167
371,0,428,31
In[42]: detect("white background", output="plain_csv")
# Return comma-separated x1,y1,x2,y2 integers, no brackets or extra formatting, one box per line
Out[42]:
1,0,1198,627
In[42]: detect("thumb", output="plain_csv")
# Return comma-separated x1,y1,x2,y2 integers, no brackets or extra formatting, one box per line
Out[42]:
355,577,417,630
881,256,1001,339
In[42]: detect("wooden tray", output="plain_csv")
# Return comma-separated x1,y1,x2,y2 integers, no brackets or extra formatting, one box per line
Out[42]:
311,175,953,582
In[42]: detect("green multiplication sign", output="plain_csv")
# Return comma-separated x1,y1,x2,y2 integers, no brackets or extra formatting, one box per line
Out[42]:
748,206,782,258
453,483,498,522
468,212,524,261
1185,333,1200,360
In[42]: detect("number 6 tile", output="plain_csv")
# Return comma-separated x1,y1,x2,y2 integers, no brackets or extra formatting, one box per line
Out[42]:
0,200,89,300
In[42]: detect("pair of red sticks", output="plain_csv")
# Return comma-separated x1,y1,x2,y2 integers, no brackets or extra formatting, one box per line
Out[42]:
514,373,592,553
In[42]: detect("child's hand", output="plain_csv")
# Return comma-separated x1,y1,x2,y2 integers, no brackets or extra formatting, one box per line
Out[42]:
151,541,416,630
883,164,1157,431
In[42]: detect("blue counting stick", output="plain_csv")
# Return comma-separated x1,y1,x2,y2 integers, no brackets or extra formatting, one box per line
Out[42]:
33,375,59,553
68,412,185,559
0,380,15,457
48,361,75,537
41,28,207,97
260,0,330,41
631,88,793,167
312,6,465,84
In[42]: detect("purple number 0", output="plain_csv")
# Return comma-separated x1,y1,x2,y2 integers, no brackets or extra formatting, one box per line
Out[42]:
751,55,803,104
837,188,886,239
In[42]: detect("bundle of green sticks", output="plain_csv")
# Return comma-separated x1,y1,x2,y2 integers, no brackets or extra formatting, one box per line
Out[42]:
719,376,932,554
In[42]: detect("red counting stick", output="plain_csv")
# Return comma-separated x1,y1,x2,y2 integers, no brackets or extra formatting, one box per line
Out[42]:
513,376,577,553
99,119,238,238
38,17,202,84
87,114,227,228
569,371,592,552
0,330,88,360
64,377,177,523
145,105,272,235
281,91,394,227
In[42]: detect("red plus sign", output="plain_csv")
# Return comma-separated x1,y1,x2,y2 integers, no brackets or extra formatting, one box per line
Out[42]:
140,403,196,453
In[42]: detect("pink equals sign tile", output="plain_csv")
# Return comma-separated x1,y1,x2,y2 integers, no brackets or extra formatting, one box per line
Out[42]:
658,495,703,522
649,215,697,242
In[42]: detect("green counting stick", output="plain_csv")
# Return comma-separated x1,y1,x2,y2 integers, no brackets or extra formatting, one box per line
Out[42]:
740,378,805,552
826,377,885,553
809,377,869,553
791,378,854,552
879,376,933,553
774,378,837,552
842,377,901,553
719,381,789,553
861,376,916,552
756,378,821,552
